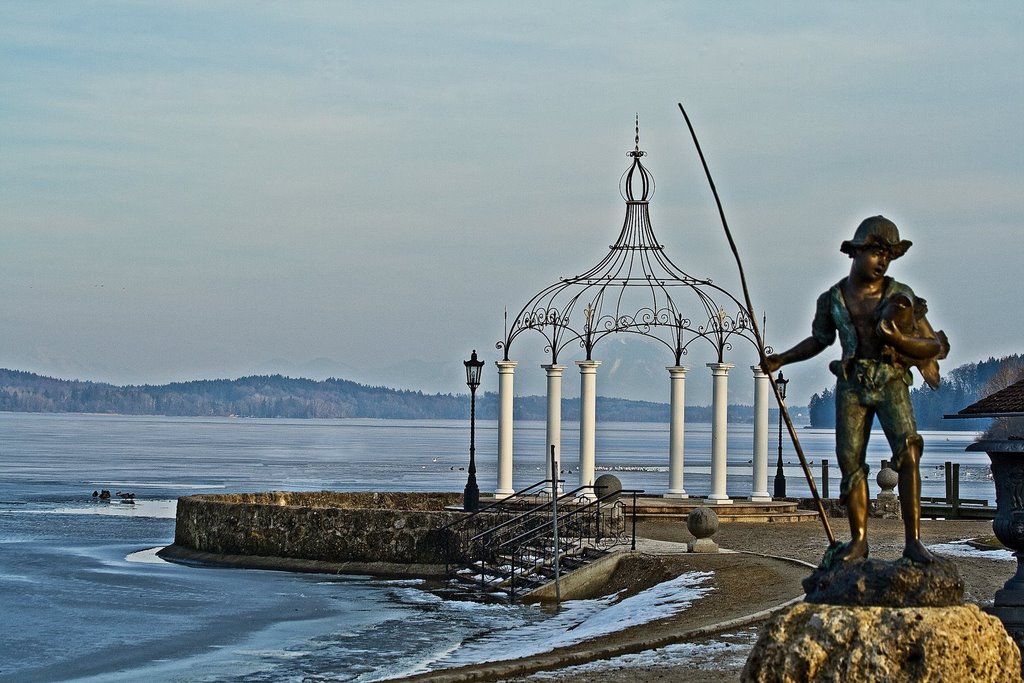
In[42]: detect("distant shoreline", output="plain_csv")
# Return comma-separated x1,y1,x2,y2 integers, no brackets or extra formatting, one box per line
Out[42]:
0,363,998,431
0,367,783,424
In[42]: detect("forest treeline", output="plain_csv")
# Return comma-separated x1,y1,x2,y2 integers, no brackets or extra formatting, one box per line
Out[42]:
1,353,1015,427
806,354,1024,431
0,369,762,423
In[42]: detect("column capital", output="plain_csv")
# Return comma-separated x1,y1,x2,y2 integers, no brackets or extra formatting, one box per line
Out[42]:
541,363,567,375
750,364,767,378
666,365,689,377
706,361,735,375
495,359,518,372
575,359,602,371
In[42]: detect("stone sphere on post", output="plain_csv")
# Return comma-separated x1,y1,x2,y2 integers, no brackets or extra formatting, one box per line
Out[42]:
872,461,901,519
594,473,624,532
593,473,622,503
876,464,898,495
687,506,719,553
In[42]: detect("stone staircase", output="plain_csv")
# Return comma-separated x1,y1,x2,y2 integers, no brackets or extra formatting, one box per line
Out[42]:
443,489,822,602
443,484,637,602
451,543,607,599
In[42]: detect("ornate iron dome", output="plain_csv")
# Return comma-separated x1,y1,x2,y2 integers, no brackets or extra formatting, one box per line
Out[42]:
498,119,766,366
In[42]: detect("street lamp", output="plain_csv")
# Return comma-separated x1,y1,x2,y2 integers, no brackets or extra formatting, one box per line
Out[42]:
773,372,790,499
463,350,485,512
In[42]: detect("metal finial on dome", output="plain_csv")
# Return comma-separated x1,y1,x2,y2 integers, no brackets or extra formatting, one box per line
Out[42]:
628,114,646,159
621,116,654,201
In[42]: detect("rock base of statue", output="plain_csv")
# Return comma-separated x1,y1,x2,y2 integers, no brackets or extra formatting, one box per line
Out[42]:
741,602,1020,683
802,556,963,607
742,558,1019,682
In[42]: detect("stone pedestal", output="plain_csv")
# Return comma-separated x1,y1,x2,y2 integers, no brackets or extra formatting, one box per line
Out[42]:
686,507,719,553
870,495,901,519
742,602,1020,683
871,462,901,519
745,558,1020,682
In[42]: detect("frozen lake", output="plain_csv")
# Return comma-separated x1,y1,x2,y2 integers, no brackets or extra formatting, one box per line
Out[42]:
0,412,989,681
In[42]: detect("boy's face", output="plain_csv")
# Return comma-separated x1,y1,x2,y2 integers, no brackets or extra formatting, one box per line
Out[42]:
851,244,891,281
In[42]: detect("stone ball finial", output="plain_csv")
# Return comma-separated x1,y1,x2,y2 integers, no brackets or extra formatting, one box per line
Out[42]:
872,461,901,519
876,464,899,494
688,507,719,538
594,473,622,503
687,507,719,553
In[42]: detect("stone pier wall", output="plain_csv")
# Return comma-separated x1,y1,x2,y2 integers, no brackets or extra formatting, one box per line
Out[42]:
167,491,480,574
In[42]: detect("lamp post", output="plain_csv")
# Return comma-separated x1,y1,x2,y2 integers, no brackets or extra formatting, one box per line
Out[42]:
773,372,789,499
463,350,484,512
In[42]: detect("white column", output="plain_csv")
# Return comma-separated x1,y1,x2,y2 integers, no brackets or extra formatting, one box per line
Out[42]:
706,362,735,505
576,359,601,499
495,360,518,498
750,365,772,502
665,366,689,499
542,364,566,493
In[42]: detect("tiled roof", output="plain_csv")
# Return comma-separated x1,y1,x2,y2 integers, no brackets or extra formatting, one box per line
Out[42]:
958,378,1024,416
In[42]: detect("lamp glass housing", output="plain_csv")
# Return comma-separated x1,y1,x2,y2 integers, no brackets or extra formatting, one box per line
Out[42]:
464,350,484,390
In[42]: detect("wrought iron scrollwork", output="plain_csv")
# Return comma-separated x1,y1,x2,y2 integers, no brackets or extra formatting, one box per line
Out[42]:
499,123,767,365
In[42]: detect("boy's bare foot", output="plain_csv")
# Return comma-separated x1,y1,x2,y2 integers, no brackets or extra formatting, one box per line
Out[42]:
835,538,869,562
903,539,936,564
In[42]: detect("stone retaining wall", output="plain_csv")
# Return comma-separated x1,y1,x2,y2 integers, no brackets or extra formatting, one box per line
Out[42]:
167,491,481,573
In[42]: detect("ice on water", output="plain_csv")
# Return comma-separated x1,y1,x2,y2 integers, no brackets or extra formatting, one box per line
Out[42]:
0,412,989,682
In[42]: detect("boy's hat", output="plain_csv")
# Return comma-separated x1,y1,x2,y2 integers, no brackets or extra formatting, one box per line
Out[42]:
840,215,912,259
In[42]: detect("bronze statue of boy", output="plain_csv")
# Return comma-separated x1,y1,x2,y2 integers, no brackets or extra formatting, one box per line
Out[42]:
765,216,949,565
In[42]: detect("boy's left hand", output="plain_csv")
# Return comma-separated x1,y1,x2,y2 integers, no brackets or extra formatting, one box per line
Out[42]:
878,318,903,344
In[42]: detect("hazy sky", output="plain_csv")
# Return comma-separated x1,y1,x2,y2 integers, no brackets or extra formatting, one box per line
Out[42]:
2,2,1021,405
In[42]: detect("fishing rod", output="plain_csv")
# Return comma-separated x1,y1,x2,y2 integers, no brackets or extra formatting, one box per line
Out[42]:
677,102,837,547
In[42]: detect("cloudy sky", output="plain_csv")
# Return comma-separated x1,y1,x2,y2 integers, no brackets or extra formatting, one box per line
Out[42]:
1,2,1021,405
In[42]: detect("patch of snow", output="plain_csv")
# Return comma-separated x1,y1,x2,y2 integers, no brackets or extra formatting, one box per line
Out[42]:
525,632,756,678
125,547,171,564
397,570,714,676
929,540,1016,562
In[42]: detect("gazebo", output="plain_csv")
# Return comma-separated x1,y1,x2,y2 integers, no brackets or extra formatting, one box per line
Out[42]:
494,121,772,503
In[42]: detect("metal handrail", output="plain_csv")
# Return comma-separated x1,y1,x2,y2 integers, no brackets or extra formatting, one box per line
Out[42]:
441,476,563,574
499,488,643,600
441,475,645,600
467,484,588,544
495,489,642,552
439,478,555,532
